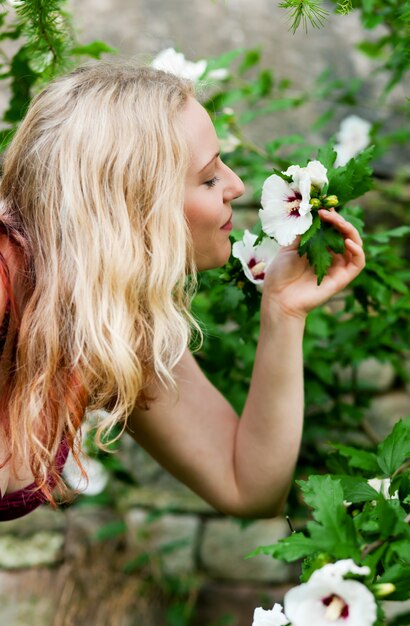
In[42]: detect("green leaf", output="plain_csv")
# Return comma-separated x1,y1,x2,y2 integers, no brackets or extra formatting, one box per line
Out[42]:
298,222,345,285
370,226,410,244
331,444,379,473
71,40,118,59
317,141,337,170
327,146,374,205
205,48,244,73
338,476,379,503
300,213,321,246
246,532,318,562
298,475,359,557
377,417,410,476
391,541,410,565
373,498,401,539
238,48,261,74
93,520,127,541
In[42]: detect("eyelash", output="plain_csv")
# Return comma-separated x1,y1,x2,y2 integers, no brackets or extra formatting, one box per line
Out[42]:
204,176,220,188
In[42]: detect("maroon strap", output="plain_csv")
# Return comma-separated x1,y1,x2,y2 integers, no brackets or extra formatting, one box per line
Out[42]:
0,439,70,521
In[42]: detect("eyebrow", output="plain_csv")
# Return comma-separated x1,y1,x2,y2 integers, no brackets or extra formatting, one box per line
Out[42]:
198,151,220,174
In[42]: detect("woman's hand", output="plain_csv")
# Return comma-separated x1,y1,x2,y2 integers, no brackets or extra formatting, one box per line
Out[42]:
262,209,365,320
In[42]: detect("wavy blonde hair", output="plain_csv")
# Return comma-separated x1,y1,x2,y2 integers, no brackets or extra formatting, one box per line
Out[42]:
0,62,197,502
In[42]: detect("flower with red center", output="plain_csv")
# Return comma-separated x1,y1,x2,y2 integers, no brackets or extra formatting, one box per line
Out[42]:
232,230,280,286
259,160,328,246
283,560,377,626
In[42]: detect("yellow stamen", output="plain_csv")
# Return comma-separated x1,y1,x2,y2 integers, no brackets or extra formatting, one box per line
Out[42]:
324,596,346,621
250,261,266,277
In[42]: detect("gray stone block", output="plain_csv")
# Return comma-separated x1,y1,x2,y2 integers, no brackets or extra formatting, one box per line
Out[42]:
118,484,215,515
334,357,396,392
125,507,200,575
366,391,410,439
0,532,64,569
200,517,293,582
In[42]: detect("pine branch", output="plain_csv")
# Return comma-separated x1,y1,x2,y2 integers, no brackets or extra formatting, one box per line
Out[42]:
278,0,330,34
336,0,353,16
10,0,74,77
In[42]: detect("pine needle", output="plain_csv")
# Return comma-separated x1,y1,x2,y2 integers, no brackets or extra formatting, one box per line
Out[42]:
336,0,353,16
278,0,330,34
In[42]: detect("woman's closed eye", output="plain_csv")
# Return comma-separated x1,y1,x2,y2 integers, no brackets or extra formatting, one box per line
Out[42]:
204,176,220,188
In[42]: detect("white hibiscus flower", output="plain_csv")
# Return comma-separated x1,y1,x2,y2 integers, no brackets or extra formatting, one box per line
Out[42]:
259,161,328,246
152,48,207,81
284,560,377,626
252,603,289,626
152,48,229,82
334,115,371,167
232,230,280,286
63,412,109,496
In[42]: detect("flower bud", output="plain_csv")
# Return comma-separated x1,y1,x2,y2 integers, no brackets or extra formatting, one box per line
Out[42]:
310,198,322,209
323,195,339,208
372,583,395,598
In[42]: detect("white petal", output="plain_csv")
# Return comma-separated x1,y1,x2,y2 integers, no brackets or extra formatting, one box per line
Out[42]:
367,477,398,499
283,164,302,180
259,207,312,246
305,160,328,188
256,236,281,261
152,48,206,81
261,175,293,209
252,603,289,626
208,68,229,80
232,229,258,261
311,559,370,582
292,171,312,215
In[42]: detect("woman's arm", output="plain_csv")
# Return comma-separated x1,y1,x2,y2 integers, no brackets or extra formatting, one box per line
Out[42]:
127,211,365,518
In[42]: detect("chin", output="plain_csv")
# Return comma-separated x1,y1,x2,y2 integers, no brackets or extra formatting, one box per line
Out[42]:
197,243,231,271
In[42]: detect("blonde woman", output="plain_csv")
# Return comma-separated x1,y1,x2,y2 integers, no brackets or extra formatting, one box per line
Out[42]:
0,63,365,521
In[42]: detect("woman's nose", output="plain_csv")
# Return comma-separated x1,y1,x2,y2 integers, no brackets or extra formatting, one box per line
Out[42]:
223,163,245,201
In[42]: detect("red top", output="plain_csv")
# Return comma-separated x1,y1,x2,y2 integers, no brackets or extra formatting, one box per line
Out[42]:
0,439,70,521
0,240,76,521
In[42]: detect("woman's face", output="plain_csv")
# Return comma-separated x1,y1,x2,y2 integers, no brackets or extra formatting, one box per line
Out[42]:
182,97,245,271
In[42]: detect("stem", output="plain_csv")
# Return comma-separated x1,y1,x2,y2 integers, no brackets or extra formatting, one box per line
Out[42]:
360,418,382,446
392,459,410,479
361,538,385,558
34,0,59,67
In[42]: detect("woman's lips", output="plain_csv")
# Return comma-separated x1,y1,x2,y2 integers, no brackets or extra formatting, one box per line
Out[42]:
221,215,233,231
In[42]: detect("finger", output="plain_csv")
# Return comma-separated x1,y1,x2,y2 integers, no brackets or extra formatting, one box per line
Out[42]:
318,210,363,246
344,238,366,270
